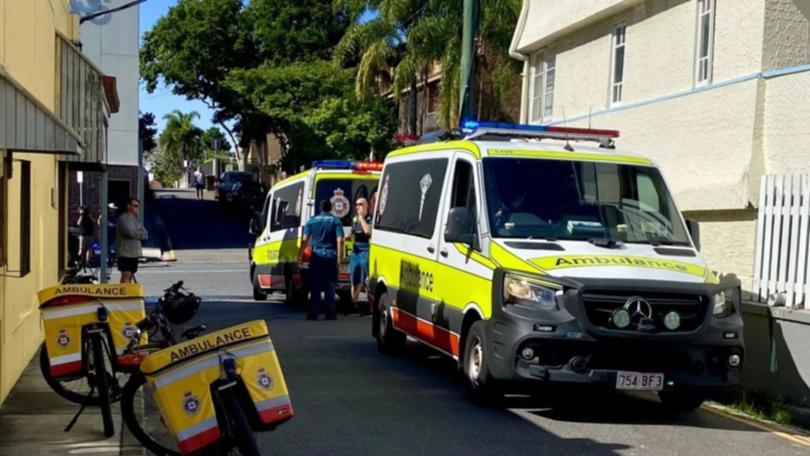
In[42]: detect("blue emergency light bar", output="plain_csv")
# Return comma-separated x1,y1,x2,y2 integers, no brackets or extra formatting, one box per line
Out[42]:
312,160,384,171
460,119,620,143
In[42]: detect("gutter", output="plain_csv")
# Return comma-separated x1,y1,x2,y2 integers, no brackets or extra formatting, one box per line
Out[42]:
508,0,531,124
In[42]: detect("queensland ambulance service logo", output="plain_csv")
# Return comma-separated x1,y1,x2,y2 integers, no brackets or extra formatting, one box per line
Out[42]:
56,329,71,348
257,367,273,391
378,175,390,216
182,391,201,416
418,174,433,222
330,188,350,218
122,322,137,340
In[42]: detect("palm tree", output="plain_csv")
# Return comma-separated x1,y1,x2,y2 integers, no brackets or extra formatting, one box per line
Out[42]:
156,110,203,184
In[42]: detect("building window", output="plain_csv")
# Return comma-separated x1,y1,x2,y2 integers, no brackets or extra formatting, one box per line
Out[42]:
530,51,555,122
695,0,715,85
610,24,626,105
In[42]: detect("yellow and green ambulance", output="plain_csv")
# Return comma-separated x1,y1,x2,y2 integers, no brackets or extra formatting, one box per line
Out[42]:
249,161,381,306
368,121,744,409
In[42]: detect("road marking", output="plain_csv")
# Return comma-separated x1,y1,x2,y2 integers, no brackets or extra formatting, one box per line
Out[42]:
136,268,248,274
702,404,810,447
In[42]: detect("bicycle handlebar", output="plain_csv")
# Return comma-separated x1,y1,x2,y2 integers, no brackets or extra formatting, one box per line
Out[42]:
163,280,184,293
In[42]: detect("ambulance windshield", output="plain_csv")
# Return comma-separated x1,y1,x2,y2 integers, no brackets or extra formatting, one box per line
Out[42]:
314,178,378,226
482,158,691,246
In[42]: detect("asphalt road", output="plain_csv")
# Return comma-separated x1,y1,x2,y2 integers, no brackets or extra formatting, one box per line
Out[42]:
133,190,809,456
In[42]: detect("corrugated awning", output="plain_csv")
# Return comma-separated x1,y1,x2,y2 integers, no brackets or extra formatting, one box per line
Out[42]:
0,65,84,155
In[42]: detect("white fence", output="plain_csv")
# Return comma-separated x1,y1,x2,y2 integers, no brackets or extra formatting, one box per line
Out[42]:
753,174,810,308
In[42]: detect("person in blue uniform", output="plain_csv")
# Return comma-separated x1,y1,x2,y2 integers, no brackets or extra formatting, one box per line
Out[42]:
349,198,372,315
300,200,344,320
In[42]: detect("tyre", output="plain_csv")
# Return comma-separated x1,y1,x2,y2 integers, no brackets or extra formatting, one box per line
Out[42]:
252,270,268,301
376,292,405,354
39,343,103,406
658,390,706,412
91,332,115,437
463,320,501,405
121,373,180,456
219,388,260,456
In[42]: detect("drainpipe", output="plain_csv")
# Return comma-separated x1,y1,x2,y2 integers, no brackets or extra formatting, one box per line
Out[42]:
508,0,531,123
100,169,109,283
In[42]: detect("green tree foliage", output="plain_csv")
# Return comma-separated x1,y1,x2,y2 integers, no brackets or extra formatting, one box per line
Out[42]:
200,127,233,164
138,111,158,152
153,110,203,185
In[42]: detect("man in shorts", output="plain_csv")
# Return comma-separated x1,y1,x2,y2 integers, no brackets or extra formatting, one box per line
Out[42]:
116,197,148,283
194,167,205,200
349,197,372,315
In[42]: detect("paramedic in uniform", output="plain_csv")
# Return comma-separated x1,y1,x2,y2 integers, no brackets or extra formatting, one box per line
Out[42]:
349,197,371,314
300,200,345,320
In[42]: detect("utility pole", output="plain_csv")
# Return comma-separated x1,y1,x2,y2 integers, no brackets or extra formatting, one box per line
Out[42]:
100,170,109,283
459,0,479,124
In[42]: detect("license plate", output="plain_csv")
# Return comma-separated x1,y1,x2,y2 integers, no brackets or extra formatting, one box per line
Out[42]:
615,371,664,391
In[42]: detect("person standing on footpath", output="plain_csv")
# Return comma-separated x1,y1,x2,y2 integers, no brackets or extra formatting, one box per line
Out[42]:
349,197,372,315
116,197,148,283
194,167,205,200
76,206,96,267
300,200,344,320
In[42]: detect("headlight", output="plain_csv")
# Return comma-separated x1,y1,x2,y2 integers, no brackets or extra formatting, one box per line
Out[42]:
712,291,734,317
503,274,559,311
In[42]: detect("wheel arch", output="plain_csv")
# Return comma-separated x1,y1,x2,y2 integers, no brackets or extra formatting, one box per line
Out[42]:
458,304,484,366
371,277,389,338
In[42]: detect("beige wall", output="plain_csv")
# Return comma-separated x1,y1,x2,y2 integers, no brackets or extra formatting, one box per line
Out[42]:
0,0,79,403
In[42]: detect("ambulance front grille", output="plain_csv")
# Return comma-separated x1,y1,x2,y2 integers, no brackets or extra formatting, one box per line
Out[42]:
581,291,707,333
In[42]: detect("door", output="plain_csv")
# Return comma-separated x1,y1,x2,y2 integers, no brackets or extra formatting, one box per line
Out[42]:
373,154,451,354
255,181,305,290
436,153,492,352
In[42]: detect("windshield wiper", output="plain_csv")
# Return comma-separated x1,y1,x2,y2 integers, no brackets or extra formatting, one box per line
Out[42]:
587,237,624,248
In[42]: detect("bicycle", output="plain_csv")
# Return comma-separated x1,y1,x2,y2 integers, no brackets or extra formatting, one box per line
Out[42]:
37,280,201,438
121,290,293,455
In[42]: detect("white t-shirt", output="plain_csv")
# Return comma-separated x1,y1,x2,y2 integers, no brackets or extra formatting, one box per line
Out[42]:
194,170,204,185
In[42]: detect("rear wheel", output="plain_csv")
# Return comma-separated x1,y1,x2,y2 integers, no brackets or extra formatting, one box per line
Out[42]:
252,270,268,301
463,320,501,405
121,373,180,456
376,292,405,354
284,276,308,308
658,390,706,412
219,388,260,456
39,343,102,406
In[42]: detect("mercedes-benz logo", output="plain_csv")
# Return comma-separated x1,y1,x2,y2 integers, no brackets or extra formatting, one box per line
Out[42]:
623,296,653,323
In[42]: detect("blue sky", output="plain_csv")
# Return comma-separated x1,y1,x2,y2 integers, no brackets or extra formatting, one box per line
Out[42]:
139,1,377,147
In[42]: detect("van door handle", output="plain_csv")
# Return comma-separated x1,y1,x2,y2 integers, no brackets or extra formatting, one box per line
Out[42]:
439,249,448,258
427,245,436,254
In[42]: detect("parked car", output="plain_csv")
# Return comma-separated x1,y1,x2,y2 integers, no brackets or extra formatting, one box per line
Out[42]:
215,171,254,204
226,180,266,214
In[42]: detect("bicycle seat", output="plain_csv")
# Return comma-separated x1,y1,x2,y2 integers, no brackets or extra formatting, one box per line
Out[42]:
181,325,207,340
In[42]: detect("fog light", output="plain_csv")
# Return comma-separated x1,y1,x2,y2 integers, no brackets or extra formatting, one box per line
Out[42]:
663,311,681,330
723,332,738,339
611,308,631,328
728,354,741,368
521,347,535,360
533,324,555,332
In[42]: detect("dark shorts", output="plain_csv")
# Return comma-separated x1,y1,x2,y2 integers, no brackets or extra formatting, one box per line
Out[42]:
117,256,139,273
195,183,205,190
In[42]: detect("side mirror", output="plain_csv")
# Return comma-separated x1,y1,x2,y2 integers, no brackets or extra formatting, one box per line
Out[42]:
686,219,700,251
445,207,476,245
249,216,262,236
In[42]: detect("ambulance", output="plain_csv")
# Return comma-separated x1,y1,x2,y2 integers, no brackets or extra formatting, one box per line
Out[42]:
368,121,744,409
249,160,382,306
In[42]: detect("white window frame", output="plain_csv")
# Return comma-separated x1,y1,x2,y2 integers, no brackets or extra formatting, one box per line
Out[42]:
609,23,626,106
694,0,715,86
529,49,555,123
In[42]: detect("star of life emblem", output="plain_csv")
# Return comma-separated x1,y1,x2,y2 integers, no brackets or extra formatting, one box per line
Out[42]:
418,174,433,222
257,367,273,391
56,330,71,347
378,175,390,215
330,188,351,218
182,391,201,416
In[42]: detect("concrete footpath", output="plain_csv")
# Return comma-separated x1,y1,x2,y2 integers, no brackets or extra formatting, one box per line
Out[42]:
0,357,144,455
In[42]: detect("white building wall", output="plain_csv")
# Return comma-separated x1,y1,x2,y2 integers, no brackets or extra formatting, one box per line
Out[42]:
512,0,810,287
73,0,139,166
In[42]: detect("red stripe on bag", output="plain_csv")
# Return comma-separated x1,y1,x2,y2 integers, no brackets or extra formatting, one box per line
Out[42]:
50,361,83,377
258,403,294,424
178,426,220,455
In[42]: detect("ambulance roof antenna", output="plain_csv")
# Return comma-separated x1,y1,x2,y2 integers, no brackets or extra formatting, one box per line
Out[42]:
562,106,574,151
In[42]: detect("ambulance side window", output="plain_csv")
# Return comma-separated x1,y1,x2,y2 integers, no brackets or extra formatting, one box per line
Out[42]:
449,159,477,236
270,182,304,232
376,158,448,239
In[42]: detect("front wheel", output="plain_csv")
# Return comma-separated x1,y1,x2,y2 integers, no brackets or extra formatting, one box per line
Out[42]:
463,320,501,405
121,373,180,456
252,270,268,301
658,390,706,412
219,388,260,456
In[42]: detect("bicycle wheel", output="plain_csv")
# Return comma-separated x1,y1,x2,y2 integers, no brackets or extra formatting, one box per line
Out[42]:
121,373,180,456
91,332,115,437
219,389,260,456
39,342,118,406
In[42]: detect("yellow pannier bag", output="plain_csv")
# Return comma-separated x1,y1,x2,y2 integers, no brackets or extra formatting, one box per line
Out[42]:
37,284,145,376
139,320,293,455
